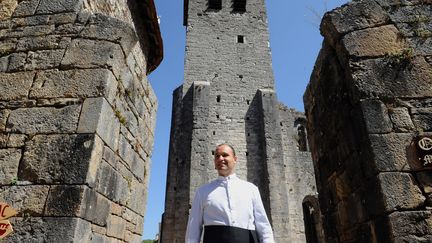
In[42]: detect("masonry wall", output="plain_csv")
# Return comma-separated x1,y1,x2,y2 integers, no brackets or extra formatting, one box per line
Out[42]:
0,0,161,242
304,1,432,242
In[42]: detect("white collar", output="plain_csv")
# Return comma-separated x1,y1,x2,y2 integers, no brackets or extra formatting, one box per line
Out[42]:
217,174,237,181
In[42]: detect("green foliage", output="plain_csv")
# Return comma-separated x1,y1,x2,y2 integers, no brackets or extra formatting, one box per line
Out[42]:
142,240,155,243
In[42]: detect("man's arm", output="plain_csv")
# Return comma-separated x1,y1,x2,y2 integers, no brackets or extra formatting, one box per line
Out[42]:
185,189,203,243
252,186,275,243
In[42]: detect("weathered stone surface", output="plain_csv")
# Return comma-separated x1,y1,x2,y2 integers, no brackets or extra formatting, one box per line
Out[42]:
0,72,35,100
0,109,10,131
389,107,415,132
78,97,120,151
45,185,84,216
388,211,432,239
0,148,21,185
379,172,425,212
61,38,124,73
107,215,126,239
7,105,81,134
0,185,50,215
321,0,388,43
342,25,406,57
16,35,71,51
80,187,110,226
30,68,117,100
36,0,83,14
369,133,412,172
7,133,27,147
361,99,393,134
350,56,432,99
412,108,432,132
20,134,102,184
13,0,40,17
80,13,138,55
5,217,92,243
0,0,18,21
95,161,128,203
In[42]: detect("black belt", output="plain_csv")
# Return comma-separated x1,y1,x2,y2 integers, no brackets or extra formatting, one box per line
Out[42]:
203,225,258,243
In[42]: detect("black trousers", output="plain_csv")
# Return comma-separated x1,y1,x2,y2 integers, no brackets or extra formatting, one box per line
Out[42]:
203,225,258,243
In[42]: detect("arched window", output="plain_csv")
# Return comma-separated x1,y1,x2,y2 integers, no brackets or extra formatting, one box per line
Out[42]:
208,0,222,10
295,117,309,152
232,0,246,12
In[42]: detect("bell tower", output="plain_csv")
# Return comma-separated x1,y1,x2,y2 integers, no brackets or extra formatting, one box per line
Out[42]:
161,1,313,242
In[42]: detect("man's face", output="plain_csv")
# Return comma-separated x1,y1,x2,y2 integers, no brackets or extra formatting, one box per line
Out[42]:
214,145,237,177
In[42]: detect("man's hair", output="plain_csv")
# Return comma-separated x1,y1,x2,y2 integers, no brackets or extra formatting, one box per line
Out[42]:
216,143,236,156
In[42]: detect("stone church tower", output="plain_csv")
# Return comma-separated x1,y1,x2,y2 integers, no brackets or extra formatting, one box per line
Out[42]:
161,0,316,242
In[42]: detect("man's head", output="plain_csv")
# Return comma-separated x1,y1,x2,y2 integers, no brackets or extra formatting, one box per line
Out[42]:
214,144,237,177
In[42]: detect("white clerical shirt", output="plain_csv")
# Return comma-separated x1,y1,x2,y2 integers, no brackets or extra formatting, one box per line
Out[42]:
185,174,275,243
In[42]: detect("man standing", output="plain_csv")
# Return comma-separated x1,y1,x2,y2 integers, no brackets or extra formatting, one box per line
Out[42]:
185,144,275,243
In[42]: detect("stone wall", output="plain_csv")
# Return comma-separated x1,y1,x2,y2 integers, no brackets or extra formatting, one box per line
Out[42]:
304,0,432,242
0,0,162,242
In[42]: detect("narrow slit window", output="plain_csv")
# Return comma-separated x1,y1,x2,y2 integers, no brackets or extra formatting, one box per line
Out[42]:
237,35,244,43
217,95,221,102
208,0,222,10
233,0,246,12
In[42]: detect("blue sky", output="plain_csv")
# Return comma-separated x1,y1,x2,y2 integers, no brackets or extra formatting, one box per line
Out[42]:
143,0,348,239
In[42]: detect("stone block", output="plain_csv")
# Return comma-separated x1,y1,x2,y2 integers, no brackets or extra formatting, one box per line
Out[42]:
351,57,432,99
0,148,21,185
389,107,415,132
342,25,406,57
95,161,119,201
0,39,17,57
30,68,117,101
13,0,40,17
61,38,124,76
103,145,118,168
369,133,412,172
412,108,432,132
0,0,18,20
106,215,126,239
11,15,49,27
321,1,388,43
80,14,138,55
80,187,110,226
91,233,110,243
0,109,10,131
7,105,81,134
78,97,120,151
45,185,84,216
0,72,35,100
25,49,65,70
5,217,91,242
379,172,425,212
360,99,393,134
16,35,71,51
3,25,55,39
0,185,50,215
388,211,432,238
36,0,83,14
0,133,7,148
127,178,146,214
20,134,102,184
7,134,27,147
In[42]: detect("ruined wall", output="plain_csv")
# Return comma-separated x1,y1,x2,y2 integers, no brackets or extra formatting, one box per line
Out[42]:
304,0,432,242
0,0,162,242
279,105,317,242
